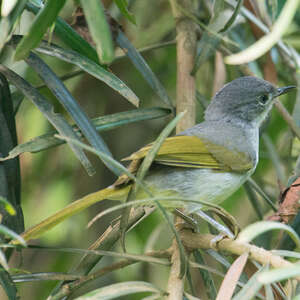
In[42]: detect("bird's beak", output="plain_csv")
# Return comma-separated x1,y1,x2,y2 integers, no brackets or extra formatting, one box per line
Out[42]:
276,85,296,97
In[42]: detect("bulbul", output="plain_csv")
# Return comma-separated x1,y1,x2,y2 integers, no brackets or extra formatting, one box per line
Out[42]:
19,76,296,241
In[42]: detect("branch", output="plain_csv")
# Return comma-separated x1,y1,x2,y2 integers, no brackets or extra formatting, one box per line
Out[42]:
180,230,296,271
166,239,185,299
169,0,197,133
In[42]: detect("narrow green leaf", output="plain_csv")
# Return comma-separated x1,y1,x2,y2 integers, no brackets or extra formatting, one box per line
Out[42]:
246,178,277,211
25,2,99,63
25,52,118,175
184,292,201,300
219,0,244,33
258,265,300,284
88,196,227,227
137,111,185,181
193,251,217,299
80,0,114,64
32,40,139,106
120,112,185,272
271,250,300,259
0,64,95,176
0,224,26,246
12,272,81,283
116,31,173,109
243,182,263,220
0,250,9,270
237,221,300,249
114,0,136,24
1,107,171,160
262,134,285,183
55,135,149,193
28,246,170,266
0,0,27,52
74,281,162,300
0,267,18,300
268,0,278,20
1,0,18,17
265,283,275,300
0,196,16,216
0,72,23,233
14,0,67,61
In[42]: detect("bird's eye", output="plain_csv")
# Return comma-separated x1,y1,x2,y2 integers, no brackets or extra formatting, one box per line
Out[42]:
259,94,268,104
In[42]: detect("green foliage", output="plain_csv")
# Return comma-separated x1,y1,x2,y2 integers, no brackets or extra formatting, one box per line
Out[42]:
0,0,300,299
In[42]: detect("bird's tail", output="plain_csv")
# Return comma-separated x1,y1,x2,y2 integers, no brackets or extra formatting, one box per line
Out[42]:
17,185,131,243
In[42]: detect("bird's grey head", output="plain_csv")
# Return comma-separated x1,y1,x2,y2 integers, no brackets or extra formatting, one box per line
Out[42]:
205,76,295,125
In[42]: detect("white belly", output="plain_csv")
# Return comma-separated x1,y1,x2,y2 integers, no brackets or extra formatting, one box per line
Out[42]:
144,167,254,212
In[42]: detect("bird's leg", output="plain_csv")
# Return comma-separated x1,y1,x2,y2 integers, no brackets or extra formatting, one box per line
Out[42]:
205,207,240,237
192,209,235,249
173,209,198,231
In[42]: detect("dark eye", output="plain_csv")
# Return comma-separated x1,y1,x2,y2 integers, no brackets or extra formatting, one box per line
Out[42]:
259,94,268,104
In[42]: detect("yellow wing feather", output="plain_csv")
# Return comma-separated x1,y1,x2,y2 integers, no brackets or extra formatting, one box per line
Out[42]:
123,135,253,171
123,136,225,170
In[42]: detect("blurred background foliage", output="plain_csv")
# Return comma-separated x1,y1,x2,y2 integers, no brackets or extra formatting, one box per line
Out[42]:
0,0,300,299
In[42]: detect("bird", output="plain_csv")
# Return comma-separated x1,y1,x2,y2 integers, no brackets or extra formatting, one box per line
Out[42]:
19,76,296,242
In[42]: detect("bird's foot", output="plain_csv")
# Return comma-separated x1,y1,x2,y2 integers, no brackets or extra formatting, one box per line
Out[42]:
209,232,231,250
173,209,198,232
193,209,237,239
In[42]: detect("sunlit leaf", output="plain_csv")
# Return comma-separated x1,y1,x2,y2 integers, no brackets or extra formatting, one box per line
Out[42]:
80,0,114,64
14,0,67,61
74,281,163,299
237,221,300,248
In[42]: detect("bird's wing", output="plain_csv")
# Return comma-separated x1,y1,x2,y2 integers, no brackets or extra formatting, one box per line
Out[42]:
123,136,254,171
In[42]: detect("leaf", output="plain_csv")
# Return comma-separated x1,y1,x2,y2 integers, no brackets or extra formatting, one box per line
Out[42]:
25,2,99,63
0,64,95,176
16,136,149,242
14,0,67,61
116,31,173,108
216,253,249,300
271,250,300,259
258,265,300,284
27,246,170,266
232,265,266,300
0,224,26,246
1,107,171,160
32,40,139,106
25,52,118,175
184,292,201,300
80,0,114,64
219,0,243,33
0,196,16,216
0,267,18,300
1,0,18,17
225,0,300,64
193,250,217,299
113,0,136,24
120,112,186,274
0,0,27,52
74,281,163,300
237,221,300,249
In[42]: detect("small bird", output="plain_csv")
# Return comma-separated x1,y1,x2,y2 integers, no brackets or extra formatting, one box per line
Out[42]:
20,76,296,241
